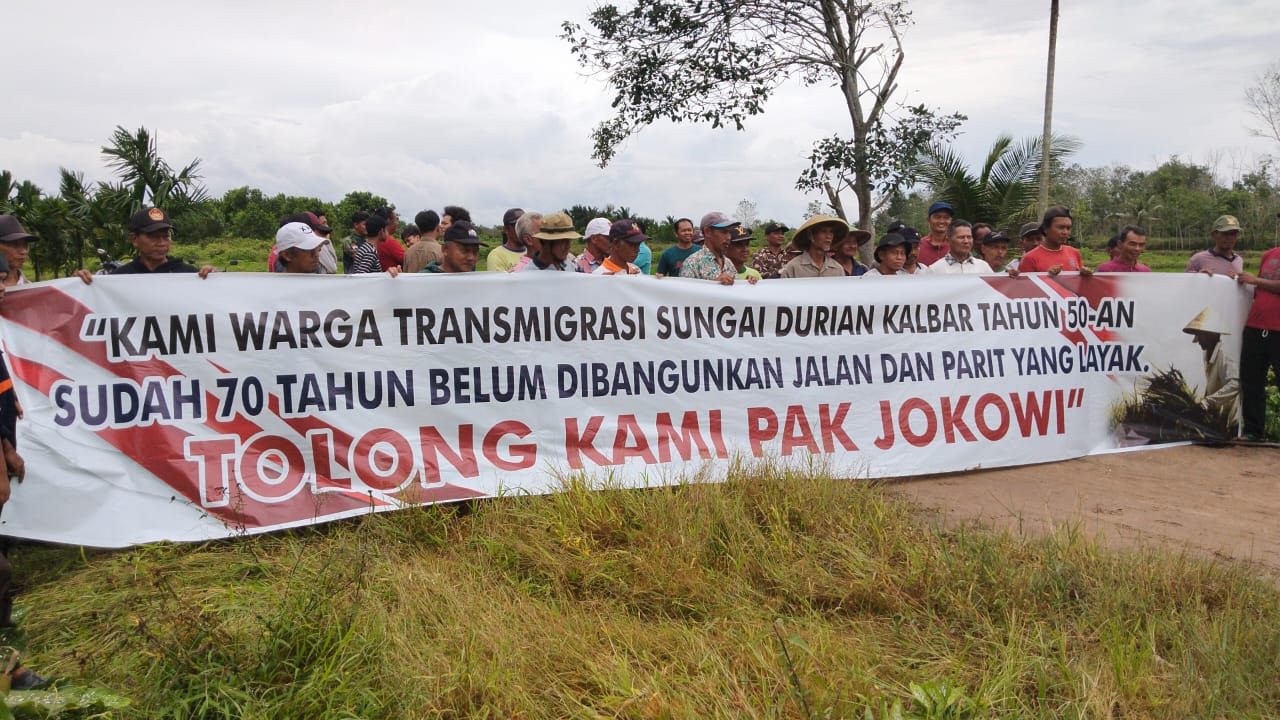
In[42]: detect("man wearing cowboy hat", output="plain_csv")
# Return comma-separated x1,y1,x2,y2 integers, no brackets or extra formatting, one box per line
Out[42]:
518,212,580,272
1182,308,1240,427
779,215,847,278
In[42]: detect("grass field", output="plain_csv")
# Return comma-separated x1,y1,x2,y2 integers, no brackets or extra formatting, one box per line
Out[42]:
15,468,1280,719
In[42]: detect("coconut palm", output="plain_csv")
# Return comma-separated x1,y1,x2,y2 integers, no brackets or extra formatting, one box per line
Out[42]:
917,133,1081,230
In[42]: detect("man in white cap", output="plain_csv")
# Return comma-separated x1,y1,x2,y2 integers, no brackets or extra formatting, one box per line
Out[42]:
575,217,612,273
275,222,326,274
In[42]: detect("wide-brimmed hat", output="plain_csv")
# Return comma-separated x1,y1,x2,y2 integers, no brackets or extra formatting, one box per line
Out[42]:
0,215,37,244
792,215,849,250
533,211,581,241
1182,308,1231,335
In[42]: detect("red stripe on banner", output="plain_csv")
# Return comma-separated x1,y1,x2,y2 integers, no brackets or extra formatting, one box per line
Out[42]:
2,285,484,535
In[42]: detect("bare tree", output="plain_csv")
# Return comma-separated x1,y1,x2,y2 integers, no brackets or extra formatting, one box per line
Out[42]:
1245,61,1280,147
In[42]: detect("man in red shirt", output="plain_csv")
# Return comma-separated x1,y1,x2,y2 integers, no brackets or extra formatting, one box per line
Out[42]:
1237,239,1280,440
370,214,404,271
917,201,954,267
1016,206,1093,276
1096,225,1151,272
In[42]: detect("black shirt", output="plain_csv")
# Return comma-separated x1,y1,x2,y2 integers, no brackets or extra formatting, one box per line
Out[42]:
114,257,199,274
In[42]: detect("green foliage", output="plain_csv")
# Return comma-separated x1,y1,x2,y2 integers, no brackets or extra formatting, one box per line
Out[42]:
918,133,1082,230
563,0,963,227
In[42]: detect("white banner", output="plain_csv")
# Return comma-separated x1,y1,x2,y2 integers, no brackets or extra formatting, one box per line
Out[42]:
0,271,1250,547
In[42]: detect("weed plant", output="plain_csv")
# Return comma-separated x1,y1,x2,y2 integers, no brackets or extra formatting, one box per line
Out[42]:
10,466,1280,719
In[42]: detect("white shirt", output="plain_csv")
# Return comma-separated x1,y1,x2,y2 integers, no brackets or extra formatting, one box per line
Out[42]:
926,254,993,275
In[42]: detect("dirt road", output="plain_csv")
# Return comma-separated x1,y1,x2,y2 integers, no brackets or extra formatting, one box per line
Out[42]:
890,444,1279,577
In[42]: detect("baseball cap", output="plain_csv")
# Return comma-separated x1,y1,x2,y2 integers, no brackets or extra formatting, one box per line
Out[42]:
534,212,582,241
898,227,921,244
503,208,525,226
763,222,789,234
728,225,753,243
275,222,325,253
874,232,909,262
0,215,37,244
443,220,481,245
1018,222,1043,238
609,219,649,244
129,207,173,233
927,201,954,217
585,217,612,237
983,230,1011,244
699,211,740,229
1212,215,1242,233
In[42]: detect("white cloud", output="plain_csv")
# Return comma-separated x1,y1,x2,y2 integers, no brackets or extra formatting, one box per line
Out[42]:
2,0,1275,229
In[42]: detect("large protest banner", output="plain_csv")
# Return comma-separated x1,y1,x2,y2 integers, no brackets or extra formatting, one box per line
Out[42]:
0,271,1250,548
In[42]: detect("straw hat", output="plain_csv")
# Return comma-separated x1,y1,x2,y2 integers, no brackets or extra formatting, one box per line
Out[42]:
1182,308,1231,335
792,215,849,250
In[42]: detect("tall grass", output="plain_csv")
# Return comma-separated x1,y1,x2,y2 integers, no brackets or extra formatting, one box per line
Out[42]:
11,465,1280,718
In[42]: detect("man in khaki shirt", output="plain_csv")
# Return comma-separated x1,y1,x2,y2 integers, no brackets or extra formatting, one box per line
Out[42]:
404,209,444,273
779,215,848,278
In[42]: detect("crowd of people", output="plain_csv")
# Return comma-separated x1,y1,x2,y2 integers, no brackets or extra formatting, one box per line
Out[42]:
0,198,1276,688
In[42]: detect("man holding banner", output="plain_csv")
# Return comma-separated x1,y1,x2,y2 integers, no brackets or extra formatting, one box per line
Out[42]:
1237,240,1280,441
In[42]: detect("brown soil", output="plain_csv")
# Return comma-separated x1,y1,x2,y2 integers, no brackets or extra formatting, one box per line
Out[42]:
889,444,1280,579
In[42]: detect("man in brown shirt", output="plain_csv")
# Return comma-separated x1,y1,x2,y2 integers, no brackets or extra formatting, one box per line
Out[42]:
404,209,444,273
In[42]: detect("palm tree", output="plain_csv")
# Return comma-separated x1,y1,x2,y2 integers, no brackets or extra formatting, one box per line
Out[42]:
918,133,1081,230
100,125,209,214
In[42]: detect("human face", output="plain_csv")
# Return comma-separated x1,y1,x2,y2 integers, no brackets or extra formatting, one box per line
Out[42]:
973,226,991,244
879,245,906,273
442,241,478,273
609,239,641,267
979,240,1010,271
703,225,731,254
948,226,973,259
928,211,952,235
1021,232,1042,252
1212,230,1239,255
132,229,173,267
1118,232,1146,265
404,232,420,247
675,220,695,245
765,230,785,248
505,223,521,249
1044,217,1072,248
726,240,751,267
810,225,835,253
284,246,320,273
439,215,453,237
354,220,368,237
546,238,571,263
0,239,29,274
587,233,610,259
832,235,859,260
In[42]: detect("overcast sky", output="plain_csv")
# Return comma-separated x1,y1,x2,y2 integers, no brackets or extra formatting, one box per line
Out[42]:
3,0,1275,227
